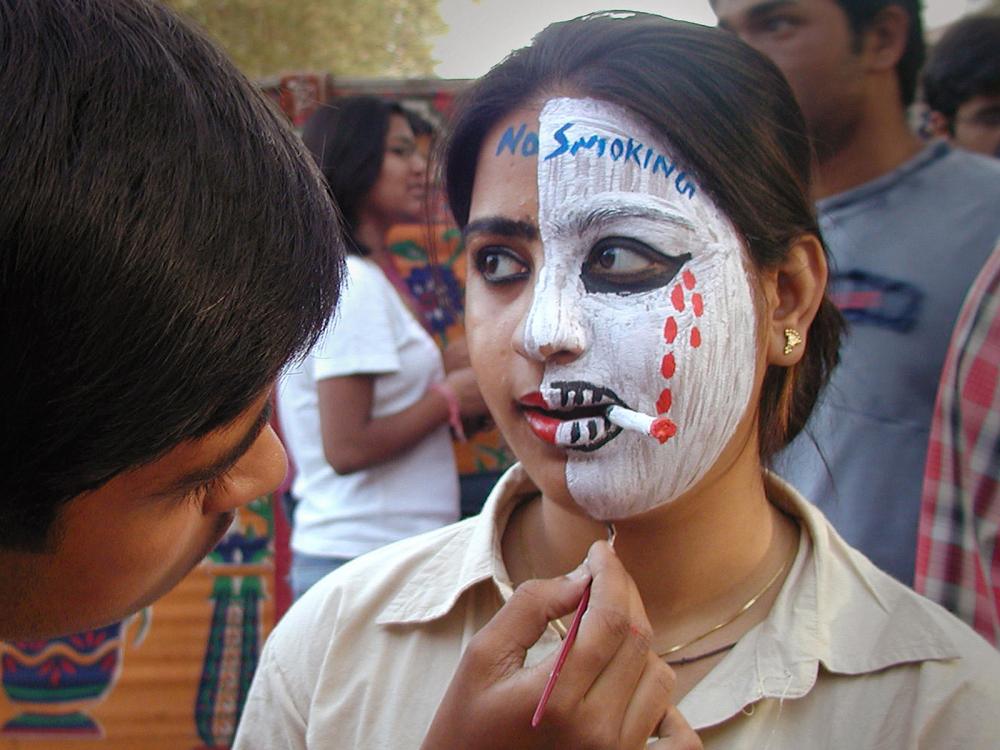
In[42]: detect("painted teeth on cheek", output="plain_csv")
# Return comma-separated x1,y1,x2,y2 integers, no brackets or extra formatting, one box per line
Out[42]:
554,414,620,451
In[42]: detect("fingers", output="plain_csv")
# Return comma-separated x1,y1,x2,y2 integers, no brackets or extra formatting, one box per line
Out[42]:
618,652,676,749
650,705,703,750
463,566,592,679
530,540,658,736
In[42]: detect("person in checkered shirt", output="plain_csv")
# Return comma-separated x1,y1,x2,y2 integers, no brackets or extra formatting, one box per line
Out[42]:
918,241,1000,646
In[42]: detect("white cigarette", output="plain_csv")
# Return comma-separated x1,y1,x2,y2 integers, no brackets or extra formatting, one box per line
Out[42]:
606,405,677,444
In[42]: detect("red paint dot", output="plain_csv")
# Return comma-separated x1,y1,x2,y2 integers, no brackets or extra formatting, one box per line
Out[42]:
671,284,685,312
683,270,696,290
692,293,704,317
650,417,677,444
656,388,673,414
660,352,676,378
663,317,678,344
691,327,701,348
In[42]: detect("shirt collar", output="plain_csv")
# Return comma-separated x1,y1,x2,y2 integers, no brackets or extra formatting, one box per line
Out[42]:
680,473,962,729
816,140,949,216
376,464,535,625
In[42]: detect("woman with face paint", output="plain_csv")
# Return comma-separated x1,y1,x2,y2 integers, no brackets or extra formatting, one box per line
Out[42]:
236,14,1000,750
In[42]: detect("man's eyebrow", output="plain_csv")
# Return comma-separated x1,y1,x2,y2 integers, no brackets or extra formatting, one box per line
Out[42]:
718,0,796,28
155,401,273,497
462,217,539,244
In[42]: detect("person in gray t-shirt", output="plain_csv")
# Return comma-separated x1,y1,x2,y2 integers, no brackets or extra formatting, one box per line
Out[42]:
715,0,1000,583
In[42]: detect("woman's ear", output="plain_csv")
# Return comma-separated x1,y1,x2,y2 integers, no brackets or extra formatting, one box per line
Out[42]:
763,234,828,367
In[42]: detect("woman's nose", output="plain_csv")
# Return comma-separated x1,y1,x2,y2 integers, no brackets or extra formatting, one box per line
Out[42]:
515,257,588,363
412,150,427,176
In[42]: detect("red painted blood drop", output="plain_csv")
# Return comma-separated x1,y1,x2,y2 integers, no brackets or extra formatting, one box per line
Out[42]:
656,388,672,414
661,353,676,378
692,293,704,317
663,317,678,344
671,284,685,312
682,270,696,290
691,327,701,348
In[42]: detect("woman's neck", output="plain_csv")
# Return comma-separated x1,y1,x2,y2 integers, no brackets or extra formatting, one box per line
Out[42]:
353,216,388,260
503,447,799,688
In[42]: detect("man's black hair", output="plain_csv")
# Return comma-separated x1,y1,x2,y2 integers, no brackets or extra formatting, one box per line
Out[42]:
922,14,1000,125
836,0,925,106
0,0,344,551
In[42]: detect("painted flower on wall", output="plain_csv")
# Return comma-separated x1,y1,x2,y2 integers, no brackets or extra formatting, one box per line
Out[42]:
406,264,464,334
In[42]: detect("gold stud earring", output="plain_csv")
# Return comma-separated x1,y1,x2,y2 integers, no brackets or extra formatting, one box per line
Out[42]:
783,328,803,356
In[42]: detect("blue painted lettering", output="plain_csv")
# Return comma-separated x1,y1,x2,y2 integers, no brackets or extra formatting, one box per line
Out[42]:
652,155,675,178
522,132,539,156
544,122,573,160
675,172,696,198
625,138,643,166
541,121,697,199
496,123,527,156
570,134,606,157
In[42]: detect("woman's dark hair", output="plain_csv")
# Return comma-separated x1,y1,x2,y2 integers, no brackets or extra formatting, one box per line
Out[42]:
0,0,344,551
301,95,407,255
444,11,844,464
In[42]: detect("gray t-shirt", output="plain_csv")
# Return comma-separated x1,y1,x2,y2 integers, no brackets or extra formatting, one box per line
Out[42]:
774,141,1000,585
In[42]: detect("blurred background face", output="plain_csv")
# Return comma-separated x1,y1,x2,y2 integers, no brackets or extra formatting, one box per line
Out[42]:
714,0,867,159
949,94,1000,158
464,97,759,520
363,113,427,225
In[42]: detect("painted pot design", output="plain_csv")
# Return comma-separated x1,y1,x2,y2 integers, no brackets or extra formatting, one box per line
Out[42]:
1,620,136,737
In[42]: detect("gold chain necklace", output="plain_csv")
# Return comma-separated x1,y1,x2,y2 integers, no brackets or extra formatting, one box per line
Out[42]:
654,553,790,659
519,505,794,666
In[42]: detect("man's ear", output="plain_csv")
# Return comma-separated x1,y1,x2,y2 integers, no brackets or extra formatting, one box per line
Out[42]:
861,5,910,73
927,110,953,140
762,234,828,366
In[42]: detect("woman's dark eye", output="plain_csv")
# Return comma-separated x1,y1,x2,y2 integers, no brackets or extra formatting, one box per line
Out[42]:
582,237,691,294
474,247,529,283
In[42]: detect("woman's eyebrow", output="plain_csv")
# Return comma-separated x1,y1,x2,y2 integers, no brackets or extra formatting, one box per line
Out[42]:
551,204,695,237
462,216,539,243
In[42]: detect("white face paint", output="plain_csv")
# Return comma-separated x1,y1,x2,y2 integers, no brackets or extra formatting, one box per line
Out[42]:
525,97,757,519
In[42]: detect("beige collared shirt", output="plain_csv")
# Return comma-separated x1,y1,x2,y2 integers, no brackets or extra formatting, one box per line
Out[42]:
235,465,1000,749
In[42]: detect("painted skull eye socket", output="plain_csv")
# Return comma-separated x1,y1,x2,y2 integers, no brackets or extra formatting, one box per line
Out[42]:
581,236,692,294
474,246,530,284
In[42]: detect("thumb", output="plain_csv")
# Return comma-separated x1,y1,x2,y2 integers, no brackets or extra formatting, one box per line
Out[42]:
476,565,592,672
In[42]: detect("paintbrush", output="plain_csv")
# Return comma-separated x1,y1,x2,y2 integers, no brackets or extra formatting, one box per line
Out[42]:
531,523,617,728
605,404,677,444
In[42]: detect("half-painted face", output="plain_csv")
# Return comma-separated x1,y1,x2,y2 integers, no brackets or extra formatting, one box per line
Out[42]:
465,97,757,519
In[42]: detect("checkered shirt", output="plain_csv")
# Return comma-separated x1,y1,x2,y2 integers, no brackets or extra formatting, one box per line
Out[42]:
916,243,1000,647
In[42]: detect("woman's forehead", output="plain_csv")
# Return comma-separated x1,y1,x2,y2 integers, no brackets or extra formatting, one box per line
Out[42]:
473,97,740,257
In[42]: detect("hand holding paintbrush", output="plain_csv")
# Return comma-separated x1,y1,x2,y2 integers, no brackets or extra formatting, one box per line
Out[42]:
420,540,699,749
531,522,617,726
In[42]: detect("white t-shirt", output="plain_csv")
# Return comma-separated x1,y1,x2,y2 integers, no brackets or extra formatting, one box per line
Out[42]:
277,255,459,559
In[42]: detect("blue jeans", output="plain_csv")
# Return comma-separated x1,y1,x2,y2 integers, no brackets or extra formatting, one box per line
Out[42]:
290,551,351,601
